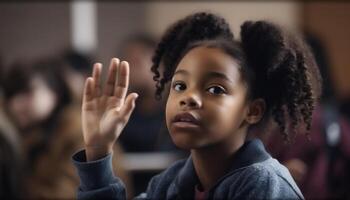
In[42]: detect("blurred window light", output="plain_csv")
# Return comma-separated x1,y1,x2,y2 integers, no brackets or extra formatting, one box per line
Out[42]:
326,122,341,147
71,0,97,53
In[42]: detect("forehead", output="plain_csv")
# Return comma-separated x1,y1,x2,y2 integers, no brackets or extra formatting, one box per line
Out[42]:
175,46,242,82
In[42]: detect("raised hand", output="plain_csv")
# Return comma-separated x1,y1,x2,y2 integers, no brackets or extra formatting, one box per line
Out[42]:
82,58,138,161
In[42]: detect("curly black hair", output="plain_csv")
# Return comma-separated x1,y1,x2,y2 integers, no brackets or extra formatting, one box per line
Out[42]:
150,12,321,141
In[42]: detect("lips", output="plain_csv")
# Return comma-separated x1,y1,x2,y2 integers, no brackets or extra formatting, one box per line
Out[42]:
172,112,200,128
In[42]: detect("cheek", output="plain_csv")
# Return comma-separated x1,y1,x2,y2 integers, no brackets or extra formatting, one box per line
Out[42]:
205,98,247,136
8,95,34,127
165,94,175,129
10,95,31,113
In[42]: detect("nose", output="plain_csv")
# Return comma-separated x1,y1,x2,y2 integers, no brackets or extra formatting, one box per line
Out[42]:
179,91,202,109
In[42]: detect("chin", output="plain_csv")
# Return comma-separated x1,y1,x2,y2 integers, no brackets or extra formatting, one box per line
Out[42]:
173,140,194,150
170,132,206,150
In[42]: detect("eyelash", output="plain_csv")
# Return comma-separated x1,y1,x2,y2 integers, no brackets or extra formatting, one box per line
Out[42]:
207,85,226,95
172,82,227,95
172,82,186,91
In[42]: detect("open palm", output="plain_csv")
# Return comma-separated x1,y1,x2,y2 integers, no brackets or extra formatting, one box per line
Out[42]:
82,58,138,160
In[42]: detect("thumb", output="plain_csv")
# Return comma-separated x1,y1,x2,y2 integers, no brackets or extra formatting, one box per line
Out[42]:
120,93,138,122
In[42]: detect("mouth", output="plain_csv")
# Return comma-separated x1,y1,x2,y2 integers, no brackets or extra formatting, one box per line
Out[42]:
172,112,201,129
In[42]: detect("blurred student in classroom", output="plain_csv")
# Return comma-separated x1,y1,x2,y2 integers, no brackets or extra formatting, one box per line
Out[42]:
0,56,132,199
264,33,350,199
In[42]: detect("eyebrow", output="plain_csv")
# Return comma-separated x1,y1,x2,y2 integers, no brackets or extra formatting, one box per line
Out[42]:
174,69,234,83
206,71,234,83
174,69,189,76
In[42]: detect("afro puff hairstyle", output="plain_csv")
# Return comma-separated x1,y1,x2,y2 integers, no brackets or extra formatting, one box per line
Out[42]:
150,12,322,142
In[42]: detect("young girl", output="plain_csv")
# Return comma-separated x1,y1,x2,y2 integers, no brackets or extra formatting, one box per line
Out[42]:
73,12,321,199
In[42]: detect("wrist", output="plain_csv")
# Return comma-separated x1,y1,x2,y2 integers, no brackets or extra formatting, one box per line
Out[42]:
85,144,113,161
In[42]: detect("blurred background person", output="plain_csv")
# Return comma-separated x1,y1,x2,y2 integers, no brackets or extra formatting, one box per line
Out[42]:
0,57,132,198
1,58,77,198
340,94,350,122
1,58,72,164
117,33,175,153
0,55,24,199
61,49,93,103
263,33,350,199
0,129,23,199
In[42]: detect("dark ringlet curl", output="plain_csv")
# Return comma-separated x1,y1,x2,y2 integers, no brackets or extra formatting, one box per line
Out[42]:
151,12,234,99
151,11,321,142
241,21,321,141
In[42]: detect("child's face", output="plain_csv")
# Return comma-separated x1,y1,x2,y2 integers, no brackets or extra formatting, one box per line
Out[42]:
166,46,250,150
7,76,58,130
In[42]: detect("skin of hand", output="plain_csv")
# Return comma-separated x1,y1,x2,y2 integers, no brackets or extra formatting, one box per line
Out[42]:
82,58,138,161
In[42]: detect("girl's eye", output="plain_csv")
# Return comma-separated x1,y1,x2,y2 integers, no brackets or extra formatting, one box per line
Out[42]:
173,82,186,91
207,86,226,95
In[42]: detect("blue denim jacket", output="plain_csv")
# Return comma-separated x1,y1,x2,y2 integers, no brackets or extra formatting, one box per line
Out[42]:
72,139,304,199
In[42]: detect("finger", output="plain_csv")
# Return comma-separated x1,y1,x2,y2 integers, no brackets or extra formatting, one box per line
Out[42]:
92,63,102,97
120,93,138,121
114,61,129,105
83,77,94,103
104,58,119,96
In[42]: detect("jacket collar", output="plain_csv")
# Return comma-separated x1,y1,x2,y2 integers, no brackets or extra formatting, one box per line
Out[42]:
174,139,271,199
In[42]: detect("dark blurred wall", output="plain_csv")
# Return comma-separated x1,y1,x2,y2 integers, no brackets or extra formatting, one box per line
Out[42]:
3,1,349,97
303,2,350,100
0,2,70,66
0,2,147,68
97,2,147,64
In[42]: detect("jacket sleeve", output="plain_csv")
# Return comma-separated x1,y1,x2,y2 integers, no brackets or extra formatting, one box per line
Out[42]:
72,150,128,200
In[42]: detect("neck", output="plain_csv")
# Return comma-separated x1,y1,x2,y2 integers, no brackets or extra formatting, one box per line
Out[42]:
191,129,247,191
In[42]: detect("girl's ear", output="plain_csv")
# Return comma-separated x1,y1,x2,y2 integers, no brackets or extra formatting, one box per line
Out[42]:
245,98,265,125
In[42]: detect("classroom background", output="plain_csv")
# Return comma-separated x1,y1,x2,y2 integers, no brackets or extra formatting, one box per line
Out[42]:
0,1,350,199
